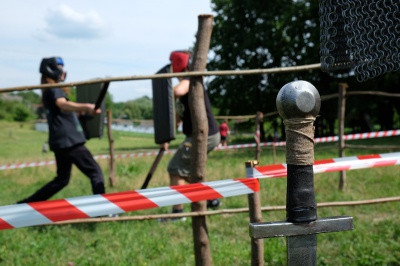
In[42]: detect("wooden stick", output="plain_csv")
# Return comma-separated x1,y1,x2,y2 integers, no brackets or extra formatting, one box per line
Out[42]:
345,144,400,150
47,196,400,225
189,14,214,266
0,63,321,93
338,83,347,191
322,90,400,101
107,110,116,187
246,160,264,266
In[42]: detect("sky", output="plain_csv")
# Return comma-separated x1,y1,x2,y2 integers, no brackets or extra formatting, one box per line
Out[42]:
0,1,214,102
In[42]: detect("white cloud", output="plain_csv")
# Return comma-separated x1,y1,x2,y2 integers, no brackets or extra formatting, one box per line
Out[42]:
0,0,214,102
44,4,108,39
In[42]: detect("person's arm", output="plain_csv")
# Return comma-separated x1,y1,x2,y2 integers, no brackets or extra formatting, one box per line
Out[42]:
160,142,169,151
55,97,100,115
173,79,190,98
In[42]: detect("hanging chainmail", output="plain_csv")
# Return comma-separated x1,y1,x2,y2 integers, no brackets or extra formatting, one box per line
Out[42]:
320,0,400,82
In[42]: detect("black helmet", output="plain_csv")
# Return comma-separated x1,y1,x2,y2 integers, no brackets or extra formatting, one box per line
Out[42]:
39,57,66,81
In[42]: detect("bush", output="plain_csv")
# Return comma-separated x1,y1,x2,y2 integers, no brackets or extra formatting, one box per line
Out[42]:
0,99,36,122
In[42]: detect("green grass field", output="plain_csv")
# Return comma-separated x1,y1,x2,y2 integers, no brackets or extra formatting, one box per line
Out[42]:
0,121,399,265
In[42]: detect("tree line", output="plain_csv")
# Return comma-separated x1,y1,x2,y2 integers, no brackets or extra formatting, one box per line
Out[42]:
0,90,153,122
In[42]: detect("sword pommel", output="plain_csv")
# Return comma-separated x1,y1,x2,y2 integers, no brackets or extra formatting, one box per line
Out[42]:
276,80,321,120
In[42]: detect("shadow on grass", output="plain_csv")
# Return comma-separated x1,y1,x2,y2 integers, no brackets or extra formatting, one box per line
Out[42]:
32,222,99,233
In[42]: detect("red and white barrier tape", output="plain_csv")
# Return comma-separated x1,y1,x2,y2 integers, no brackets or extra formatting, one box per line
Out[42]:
247,152,400,178
94,150,176,160
315,129,400,143
1,129,399,171
0,178,259,230
0,160,56,170
0,151,177,171
1,151,400,230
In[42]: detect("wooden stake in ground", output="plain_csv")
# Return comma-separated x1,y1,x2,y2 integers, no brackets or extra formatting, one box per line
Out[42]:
254,111,263,161
107,110,115,187
247,111,265,265
338,83,348,191
140,146,165,189
246,161,263,266
189,14,214,266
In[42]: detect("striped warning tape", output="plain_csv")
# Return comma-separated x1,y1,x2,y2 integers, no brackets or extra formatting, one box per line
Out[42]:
1,129,399,171
247,152,400,178
0,178,259,230
315,129,400,143
0,160,56,170
0,151,177,171
1,151,399,230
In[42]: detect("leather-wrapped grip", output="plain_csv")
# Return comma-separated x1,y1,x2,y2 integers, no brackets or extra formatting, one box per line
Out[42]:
286,164,317,223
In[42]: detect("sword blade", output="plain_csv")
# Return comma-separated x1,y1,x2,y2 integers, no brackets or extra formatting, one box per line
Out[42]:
287,234,316,266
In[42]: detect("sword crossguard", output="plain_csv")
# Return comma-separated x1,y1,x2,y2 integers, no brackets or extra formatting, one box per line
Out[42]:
249,216,354,239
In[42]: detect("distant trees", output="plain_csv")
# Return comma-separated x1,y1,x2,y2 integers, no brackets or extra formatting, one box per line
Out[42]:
0,91,40,122
0,90,153,122
207,0,400,137
208,0,321,116
0,98,34,122
110,96,153,120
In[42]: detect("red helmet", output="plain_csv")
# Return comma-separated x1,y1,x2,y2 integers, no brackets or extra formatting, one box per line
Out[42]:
169,51,191,73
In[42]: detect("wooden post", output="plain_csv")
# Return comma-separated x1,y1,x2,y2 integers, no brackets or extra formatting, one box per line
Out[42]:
254,112,263,160
272,143,277,164
246,160,263,265
107,110,116,187
189,14,214,266
338,83,348,191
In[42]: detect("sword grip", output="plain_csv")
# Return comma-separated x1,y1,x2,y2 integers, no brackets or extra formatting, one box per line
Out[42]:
94,82,110,110
286,164,317,223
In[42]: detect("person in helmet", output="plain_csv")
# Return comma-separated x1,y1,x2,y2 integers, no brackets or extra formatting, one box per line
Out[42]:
17,57,106,204
162,51,221,220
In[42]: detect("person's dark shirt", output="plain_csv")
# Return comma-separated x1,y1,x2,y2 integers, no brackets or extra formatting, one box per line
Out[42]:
179,80,219,137
42,88,86,150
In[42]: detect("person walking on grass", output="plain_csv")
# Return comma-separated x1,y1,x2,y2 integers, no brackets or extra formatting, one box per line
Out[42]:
17,57,106,204
160,50,221,221
219,119,230,147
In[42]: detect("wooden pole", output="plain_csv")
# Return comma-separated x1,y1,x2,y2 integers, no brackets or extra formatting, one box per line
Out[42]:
107,110,116,187
0,64,322,94
254,112,263,160
272,142,277,164
140,146,165,189
189,14,214,266
246,160,264,266
50,196,400,225
338,83,348,191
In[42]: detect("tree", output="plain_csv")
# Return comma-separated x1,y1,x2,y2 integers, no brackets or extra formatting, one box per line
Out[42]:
132,96,153,119
208,0,322,116
0,98,35,122
207,0,328,140
208,0,400,135
13,91,41,105
111,96,153,120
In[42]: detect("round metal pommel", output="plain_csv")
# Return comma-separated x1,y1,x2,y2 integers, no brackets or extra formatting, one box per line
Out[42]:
276,80,321,119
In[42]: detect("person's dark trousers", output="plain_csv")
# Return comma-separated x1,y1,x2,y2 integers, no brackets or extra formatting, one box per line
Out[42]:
17,144,105,203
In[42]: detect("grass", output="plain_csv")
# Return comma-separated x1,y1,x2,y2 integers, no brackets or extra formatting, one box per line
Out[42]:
0,121,399,265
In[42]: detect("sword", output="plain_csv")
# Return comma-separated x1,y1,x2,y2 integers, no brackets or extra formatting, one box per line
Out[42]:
94,82,110,110
140,145,166,189
249,81,353,265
